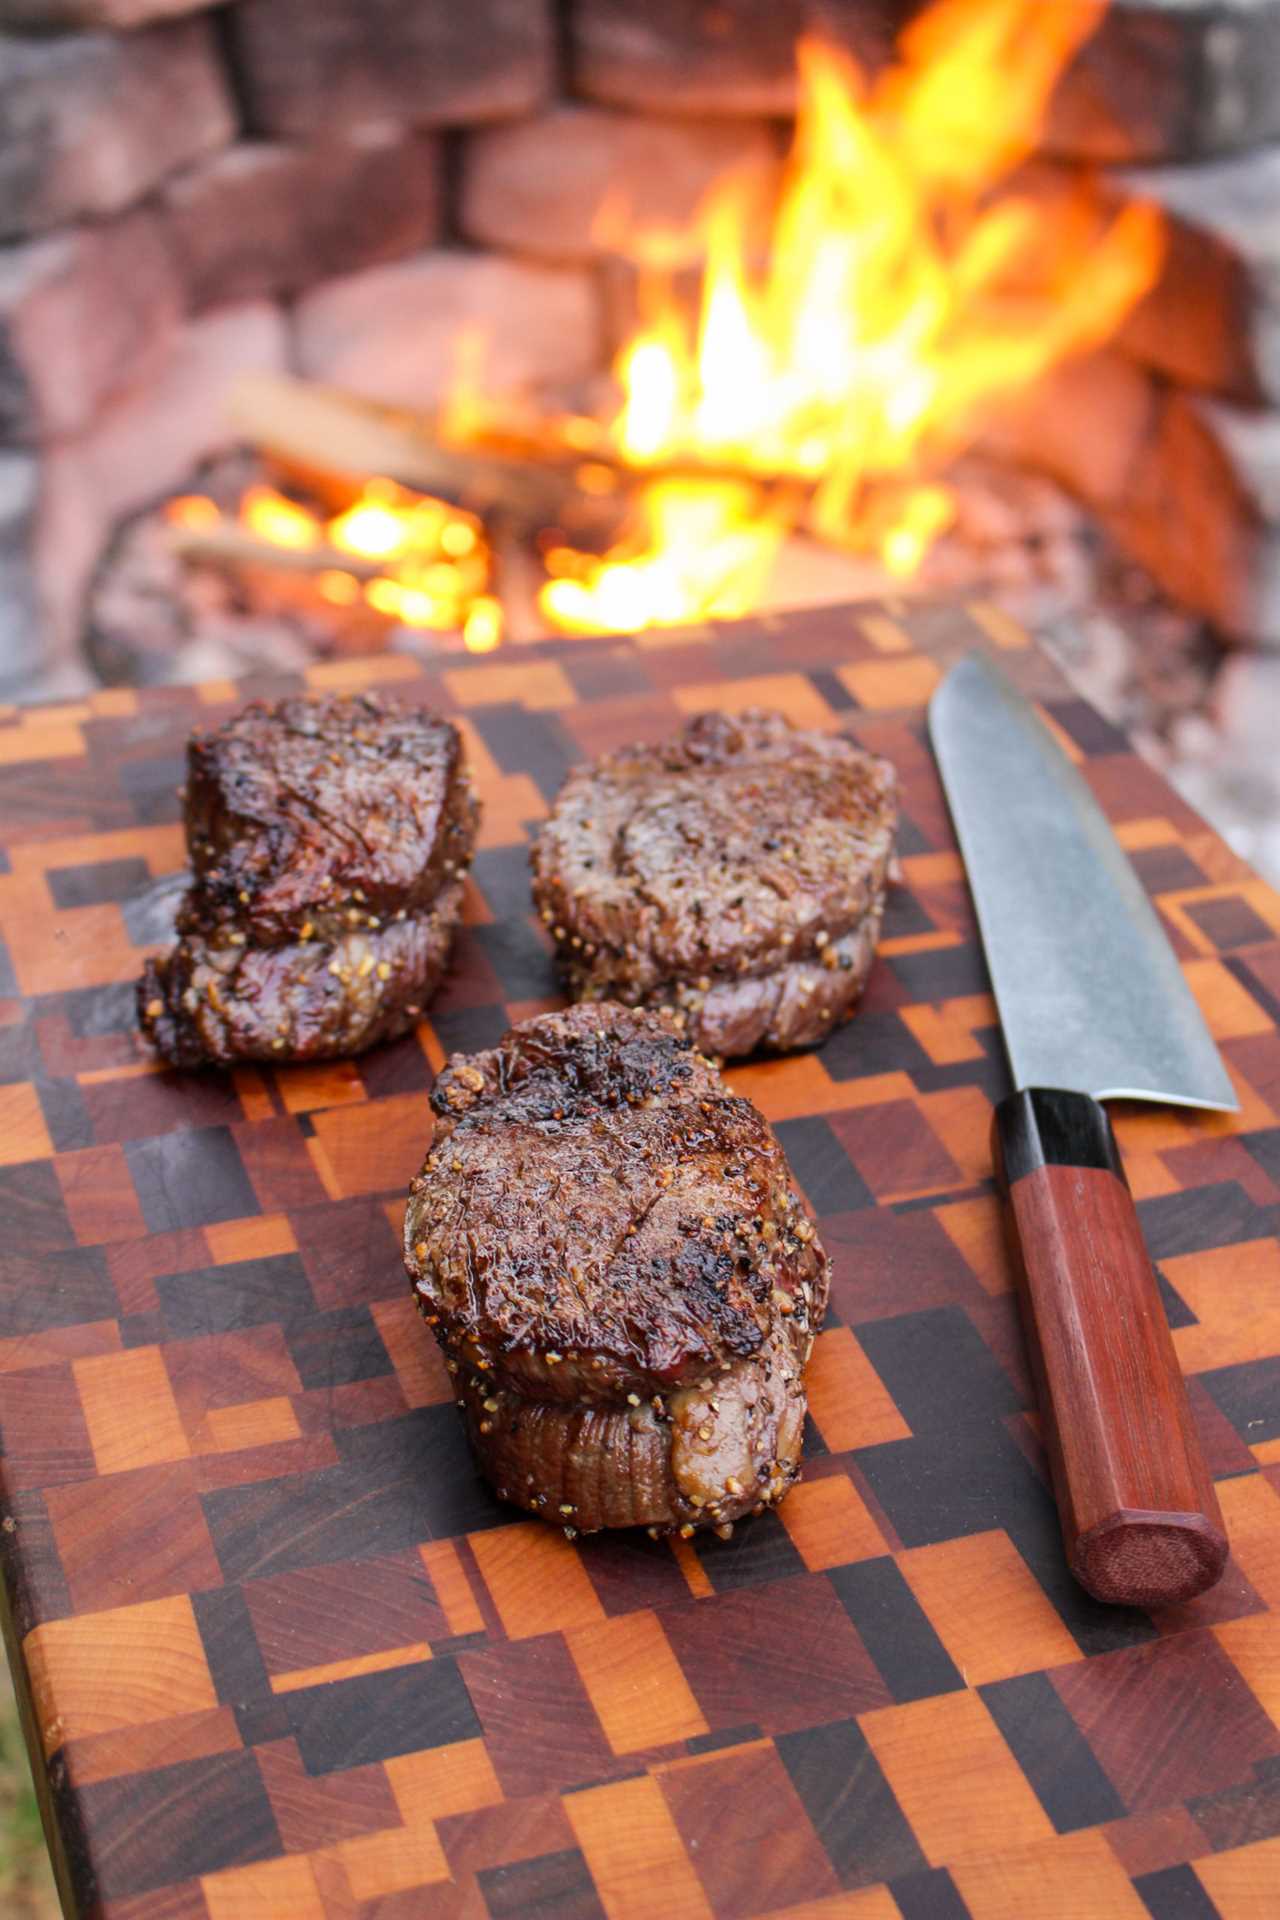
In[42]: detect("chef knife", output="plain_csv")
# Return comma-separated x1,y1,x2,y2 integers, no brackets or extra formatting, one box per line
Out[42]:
928,652,1236,1609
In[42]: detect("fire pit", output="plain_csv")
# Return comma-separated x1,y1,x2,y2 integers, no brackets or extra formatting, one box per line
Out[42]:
1,0,1278,871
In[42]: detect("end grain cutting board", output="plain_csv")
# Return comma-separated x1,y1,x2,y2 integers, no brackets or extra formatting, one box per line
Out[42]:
2,601,1279,1919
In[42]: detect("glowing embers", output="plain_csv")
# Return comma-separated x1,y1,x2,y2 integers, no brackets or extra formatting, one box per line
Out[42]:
166,477,501,653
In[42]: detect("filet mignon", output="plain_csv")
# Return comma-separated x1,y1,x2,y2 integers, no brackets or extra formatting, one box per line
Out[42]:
403,1002,830,1536
139,692,477,1065
529,708,897,1057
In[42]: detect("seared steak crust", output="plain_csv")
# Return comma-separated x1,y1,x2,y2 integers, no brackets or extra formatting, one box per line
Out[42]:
182,692,473,944
529,708,897,1057
403,1003,829,1535
139,692,477,1066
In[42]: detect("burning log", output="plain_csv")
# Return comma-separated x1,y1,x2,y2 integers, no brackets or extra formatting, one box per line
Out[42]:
165,517,390,581
228,373,597,531
229,373,778,520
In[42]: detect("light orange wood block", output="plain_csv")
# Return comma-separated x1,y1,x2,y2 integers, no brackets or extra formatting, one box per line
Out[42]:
445,658,576,711
90,687,140,716
327,1820,450,1897
468,1521,606,1639
778,1472,887,1570
1214,1475,1280,1611
196,678,240,707
1214,1614,1280,1729
386,1737,504,1824
0,722,83,764
203,1853,326,1920
897,1531,1082,1684
727,1058,918,1124
899,1001,989,1065
1194,1833,1280,1920
1183,958,1275,1040
26,1596,217,1752
965,602,1031,651
306,653,422,690
805,1327,911,1452
670,1537,715,1599
6,904,142,995
838,655,942,709
74,1345,189,1475
769,1890,902,1920
1167,1239,1280,1374
206,1396,302,1454
935,1196,1012,1295
917,1084,998,1187
566,1774,713,1920
475,772,552,847
230,1067,276,1123
950,1830,1150,1919
418,1539,486,1638
858,614,913,653
564,1610,708,1754
859,1691,1055,1866
270,1644,431,1693
276,1058,368,1114
204,1212,298,1264
0,1081,53,1168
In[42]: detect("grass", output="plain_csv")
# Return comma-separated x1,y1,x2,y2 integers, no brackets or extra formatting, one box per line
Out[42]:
0,1663,61,1920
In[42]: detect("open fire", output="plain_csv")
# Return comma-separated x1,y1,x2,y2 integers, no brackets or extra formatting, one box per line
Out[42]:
541,0,1166,634
165,0,1166,649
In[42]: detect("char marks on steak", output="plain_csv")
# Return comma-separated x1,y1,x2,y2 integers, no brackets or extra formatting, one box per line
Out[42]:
530,708,898,1058
403,1002,829,1535
139,692,477,1065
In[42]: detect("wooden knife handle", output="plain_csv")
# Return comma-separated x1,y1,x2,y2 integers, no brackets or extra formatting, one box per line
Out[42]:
993,1087,1228,1608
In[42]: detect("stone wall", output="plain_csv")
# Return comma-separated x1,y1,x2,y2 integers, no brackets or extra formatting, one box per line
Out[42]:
1,0,1279,692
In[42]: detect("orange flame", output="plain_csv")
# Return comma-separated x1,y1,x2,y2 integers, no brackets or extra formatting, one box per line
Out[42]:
242,486,320,551
543,480,790,636
168,476,498,646
539,0,1164,636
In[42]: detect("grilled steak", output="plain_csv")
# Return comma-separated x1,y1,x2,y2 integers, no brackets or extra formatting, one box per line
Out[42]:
139,692,477,1065
403,1003,829,1536
530,708,897,1058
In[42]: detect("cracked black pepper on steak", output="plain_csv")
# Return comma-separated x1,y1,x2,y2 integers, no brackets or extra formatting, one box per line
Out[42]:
403,1002,830,1537
529,708,898,1058
138,691,478,1065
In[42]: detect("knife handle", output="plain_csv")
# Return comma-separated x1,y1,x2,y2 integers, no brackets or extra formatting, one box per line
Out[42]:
993,1087,1228,1609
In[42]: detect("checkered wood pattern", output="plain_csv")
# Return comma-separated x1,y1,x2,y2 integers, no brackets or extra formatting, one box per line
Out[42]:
2,602,1279,1920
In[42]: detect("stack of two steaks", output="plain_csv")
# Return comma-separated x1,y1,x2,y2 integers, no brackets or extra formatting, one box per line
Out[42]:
140,694,478,1066
406,708,900,1539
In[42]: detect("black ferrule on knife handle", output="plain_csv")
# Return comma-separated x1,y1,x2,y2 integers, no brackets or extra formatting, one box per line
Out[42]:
992,1087,1228,1610
994,1086,1125,1186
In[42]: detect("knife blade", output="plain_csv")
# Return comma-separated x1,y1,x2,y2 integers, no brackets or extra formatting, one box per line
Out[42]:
930,653,1237,1111
928,652,1235,1609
